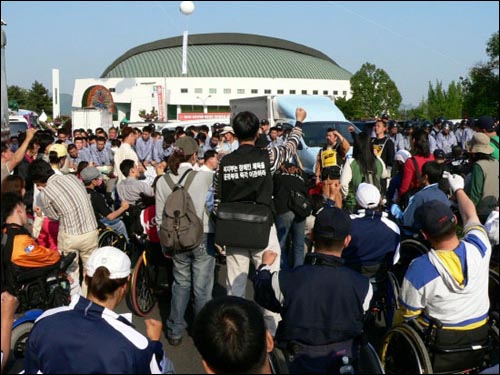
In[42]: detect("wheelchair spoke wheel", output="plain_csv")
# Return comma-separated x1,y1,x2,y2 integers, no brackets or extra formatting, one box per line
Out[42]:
383,271,400,328
98,229,127,253
11,322,34,359
126,251,156,317
380,323,433,374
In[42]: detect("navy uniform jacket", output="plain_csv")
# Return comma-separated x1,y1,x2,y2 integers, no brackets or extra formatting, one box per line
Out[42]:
25,294,173,374
254,252,372,346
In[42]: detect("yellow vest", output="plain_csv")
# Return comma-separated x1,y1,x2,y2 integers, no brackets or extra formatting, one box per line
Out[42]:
321,148,337,168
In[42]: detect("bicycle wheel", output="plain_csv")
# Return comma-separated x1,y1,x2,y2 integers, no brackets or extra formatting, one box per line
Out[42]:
380,323,433,374
126,251,156,317
11,322,34,359
383,271,400,328
393,239,429,285
98,229,127,252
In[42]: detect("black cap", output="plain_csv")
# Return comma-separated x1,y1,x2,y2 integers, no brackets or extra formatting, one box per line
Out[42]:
433,149,445,160
476,115,495,132
260,119,270,126
415,200,456,236
313,206,351,240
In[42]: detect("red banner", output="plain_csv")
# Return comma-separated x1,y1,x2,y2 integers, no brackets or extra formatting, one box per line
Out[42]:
178,112,230,121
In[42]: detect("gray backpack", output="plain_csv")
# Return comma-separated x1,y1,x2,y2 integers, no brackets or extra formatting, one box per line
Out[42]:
159,170,203,256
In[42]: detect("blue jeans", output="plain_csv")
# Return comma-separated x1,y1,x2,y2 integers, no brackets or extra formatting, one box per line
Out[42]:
276,211,306,270
100,217,129,242
166,234,215,339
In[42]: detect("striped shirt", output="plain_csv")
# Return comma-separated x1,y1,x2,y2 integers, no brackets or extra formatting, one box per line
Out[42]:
40,174,97,235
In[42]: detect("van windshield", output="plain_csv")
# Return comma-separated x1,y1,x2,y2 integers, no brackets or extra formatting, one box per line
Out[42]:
301,121,360,148
9,122,28,137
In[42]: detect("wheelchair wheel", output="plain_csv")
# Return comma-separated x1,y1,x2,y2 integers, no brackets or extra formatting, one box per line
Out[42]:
383,271,400,328
126,251,156,317
380,323,433,374
393,239,429,285
11,322,34,359
98,229,127,253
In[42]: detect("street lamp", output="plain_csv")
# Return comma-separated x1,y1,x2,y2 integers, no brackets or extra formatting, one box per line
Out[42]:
196,95,212,114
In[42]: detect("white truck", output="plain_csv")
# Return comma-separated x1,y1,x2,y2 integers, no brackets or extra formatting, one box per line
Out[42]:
72,108,113,134
230,95,359,175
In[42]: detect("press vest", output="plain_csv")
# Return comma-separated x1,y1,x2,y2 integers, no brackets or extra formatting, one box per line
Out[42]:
320,146,339,169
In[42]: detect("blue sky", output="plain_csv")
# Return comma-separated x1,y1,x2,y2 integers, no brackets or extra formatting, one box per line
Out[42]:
2,1,498,107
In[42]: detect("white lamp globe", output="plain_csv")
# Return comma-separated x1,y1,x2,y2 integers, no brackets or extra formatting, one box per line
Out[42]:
180,1,195,15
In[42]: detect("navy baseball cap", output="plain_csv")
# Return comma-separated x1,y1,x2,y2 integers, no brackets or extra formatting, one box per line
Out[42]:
415,200,456,236
433,149,446,160
476,115,495,132
313,206,351,240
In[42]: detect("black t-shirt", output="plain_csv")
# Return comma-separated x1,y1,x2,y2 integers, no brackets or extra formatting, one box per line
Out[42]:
371,136,394,169
86,188,112,221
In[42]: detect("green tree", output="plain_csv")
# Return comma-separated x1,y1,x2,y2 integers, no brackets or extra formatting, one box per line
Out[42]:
462,31,499,118
349,62,402,119
427,80,463,119
7,85,29,109
27,81,52,117
333,96,357,121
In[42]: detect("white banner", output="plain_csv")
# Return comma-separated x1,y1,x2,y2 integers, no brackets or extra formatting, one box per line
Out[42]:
182,30,188,75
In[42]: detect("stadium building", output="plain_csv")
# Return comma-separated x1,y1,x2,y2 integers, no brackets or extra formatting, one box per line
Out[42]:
72,33,353,124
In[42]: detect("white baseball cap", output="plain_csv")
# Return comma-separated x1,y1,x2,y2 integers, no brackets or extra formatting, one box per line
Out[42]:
85,246,131,279
356,182,381,209
394,149,411,163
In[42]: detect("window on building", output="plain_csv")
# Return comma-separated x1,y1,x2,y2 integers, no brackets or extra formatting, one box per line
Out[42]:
224,88,231,94
333,90,338,95
342,91,347,96
277,89,284,94
289,90,296,94
181,88,188,93
209,88,217,94
264,89,271,94
313,90,318,95
251,89,258,94
301,90,307,95
323,90,328,95
237,89,245,94
195,88,203,94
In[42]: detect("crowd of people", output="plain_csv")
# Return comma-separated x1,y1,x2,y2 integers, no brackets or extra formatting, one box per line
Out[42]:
1,109,499,373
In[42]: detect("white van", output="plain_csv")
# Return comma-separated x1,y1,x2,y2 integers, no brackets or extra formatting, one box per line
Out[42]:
230,95,360,175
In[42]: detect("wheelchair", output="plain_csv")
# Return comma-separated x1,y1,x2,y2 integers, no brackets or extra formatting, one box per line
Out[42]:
392,237,430,286
13,252,76,313
365,270,401,330
97,224,128,253
380,313,499,374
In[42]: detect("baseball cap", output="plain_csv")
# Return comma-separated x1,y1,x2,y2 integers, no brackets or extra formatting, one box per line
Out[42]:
49,143,67,158
220,126,235,135
276,124,283,131
260,119,269,126
415,200,456,236
80,166,102,182
394,149,411,163
85,246,131,279
356,183,381,209
433,149,446,160
476,115,495,132
175,136,198,155
313,206,351,240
